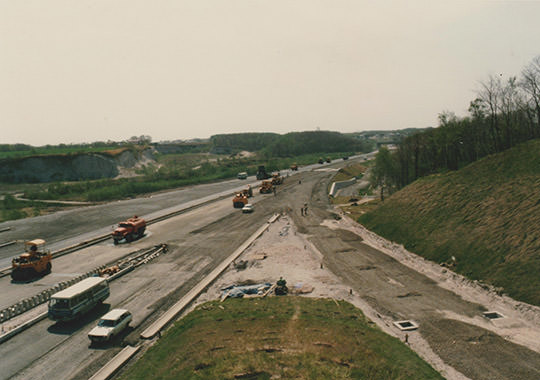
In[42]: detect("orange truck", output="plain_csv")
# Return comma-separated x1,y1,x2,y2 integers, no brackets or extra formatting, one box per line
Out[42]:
112,216,146,244
11,239,52,281
233,193,249,208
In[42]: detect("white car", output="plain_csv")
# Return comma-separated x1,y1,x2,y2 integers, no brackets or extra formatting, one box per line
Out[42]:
88,309,132,343
242,204,254,213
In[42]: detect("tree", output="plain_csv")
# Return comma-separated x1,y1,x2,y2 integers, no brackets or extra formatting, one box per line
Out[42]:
370,146,396,201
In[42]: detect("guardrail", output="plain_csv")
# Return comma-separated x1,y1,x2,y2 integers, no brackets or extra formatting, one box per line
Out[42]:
0,244,168,343
0,191,236,279
0,244,168,326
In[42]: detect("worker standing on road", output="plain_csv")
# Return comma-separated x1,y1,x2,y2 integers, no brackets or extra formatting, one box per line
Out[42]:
304,203,308,216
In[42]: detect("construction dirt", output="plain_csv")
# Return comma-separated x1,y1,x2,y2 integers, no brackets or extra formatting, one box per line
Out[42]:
194,173,540,380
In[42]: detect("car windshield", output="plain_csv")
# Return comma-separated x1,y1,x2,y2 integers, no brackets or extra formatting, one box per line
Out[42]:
98,319,116,327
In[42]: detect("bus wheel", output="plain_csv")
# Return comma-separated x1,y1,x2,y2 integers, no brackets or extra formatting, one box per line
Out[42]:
46,262,52,274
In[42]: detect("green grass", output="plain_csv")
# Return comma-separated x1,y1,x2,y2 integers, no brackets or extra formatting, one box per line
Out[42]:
0,194,72,223
119,297,442,380
332,163,366,183
0,145,126,160
20,151,358,203
359,139,540,306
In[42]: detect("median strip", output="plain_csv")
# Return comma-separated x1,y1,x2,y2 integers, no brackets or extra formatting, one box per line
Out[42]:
140,214,279,339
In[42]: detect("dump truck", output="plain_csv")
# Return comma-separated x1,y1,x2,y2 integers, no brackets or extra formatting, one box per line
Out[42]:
233,193,249,208
256,165,271,180
11,239,52,281
112,216,146,245
260,180,274,194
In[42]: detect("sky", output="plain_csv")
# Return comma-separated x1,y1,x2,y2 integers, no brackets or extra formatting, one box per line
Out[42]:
1,0,540,146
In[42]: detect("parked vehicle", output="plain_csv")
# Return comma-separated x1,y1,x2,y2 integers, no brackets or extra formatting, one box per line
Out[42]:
112,216,146,244
242,204,254,213
237,172,248,179
48,277,110,322
290,164,298,171
88,309,132,343
11,239,52,281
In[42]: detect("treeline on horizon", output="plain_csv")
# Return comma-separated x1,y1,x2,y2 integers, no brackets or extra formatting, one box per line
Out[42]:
210,130,372,156
380,55,540,189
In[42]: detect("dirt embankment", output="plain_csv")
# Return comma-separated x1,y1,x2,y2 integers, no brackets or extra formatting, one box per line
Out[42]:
0,148,155,183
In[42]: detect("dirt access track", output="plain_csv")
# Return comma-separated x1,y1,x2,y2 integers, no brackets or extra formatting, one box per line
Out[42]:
198,168,540,380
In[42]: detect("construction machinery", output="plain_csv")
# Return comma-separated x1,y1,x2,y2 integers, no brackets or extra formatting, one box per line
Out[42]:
233,193,249,208
11,239,52,281
256,165,271,180
271,173,283,185
240,185,253,198
112,216,146,245
290,164,298,171
259,180,274,194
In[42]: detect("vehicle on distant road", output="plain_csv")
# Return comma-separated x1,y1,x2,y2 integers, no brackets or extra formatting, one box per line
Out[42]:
290,164,298,171
112,216,146,244
88,309,132,344
48,277,110,322
242,204,254,213
237,172,248,179
11,239,52,281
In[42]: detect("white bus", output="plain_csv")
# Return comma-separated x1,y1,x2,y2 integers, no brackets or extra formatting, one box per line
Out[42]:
48,277,110,322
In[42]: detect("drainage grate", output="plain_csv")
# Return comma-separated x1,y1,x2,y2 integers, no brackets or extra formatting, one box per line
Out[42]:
393,320,419,331
483,311,504,320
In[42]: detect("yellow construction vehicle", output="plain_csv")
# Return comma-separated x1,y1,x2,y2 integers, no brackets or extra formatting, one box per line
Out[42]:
11,239,52,281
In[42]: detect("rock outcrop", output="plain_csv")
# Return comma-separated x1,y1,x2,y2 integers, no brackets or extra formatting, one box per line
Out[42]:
0,148,155,183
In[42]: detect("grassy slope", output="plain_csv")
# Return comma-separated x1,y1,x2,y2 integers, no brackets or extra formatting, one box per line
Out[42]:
359,139,540,306
120,298,442,380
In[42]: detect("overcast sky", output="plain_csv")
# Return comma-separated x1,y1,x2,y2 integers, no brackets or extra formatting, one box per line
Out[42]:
1,1,539,146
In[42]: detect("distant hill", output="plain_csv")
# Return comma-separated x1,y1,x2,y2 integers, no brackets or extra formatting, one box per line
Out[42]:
359,139,540,306
210,131,372,156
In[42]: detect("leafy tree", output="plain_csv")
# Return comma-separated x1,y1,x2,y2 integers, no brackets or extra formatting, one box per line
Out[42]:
370,147,397,201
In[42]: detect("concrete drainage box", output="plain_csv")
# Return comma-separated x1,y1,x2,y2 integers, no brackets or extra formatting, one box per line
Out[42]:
483,311,504,320
393,320,418,331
